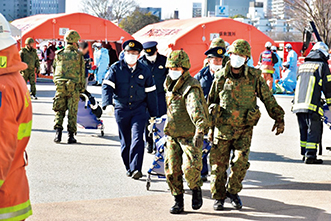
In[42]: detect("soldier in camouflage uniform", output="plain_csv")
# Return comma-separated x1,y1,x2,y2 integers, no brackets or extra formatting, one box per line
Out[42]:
20,37,40,99
164,50,210,214
204,38,230,67
207,39,285,210
53,30,85,144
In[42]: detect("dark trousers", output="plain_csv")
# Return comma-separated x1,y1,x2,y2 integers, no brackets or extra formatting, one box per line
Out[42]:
297,112,322,157
115,106,147,172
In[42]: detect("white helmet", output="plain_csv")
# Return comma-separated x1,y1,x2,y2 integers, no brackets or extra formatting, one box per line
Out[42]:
271,45,277,51
0,13,16,51
265,41,272,48
285,43,292,49
312,42,329,58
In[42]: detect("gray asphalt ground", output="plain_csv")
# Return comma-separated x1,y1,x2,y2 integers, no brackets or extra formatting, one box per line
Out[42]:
25,82,331,221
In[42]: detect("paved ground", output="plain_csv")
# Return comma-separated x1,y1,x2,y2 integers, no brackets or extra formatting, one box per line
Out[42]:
25,82,331,220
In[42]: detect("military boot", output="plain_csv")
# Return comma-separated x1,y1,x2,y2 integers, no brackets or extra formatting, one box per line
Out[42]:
226,191,242,210
192,187,203,210
54,129,62,143
213,199,225,211
170,194,184,214
304,156,323,164
68,132,77,144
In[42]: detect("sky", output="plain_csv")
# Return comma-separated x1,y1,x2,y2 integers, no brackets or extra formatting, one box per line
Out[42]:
66,0,204,19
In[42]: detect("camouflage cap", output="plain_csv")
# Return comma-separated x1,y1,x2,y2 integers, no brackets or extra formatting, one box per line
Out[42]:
166,50,191,69
228,39,251,58
64,30,80,43
209,38,226,49
25,37,35,45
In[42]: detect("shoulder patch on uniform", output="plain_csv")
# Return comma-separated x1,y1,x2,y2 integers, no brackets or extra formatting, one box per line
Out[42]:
0,56,7,68
138,75,144,79
158,65,164,69
299,63,319,73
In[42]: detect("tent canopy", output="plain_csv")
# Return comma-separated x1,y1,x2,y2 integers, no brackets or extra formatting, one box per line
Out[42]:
12,12,133,46
133,17,275,75
9,23,21,38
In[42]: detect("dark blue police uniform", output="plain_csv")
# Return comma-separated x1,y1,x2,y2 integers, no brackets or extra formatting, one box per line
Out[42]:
194,66,214,99
102,58,158,174
139,53,168,116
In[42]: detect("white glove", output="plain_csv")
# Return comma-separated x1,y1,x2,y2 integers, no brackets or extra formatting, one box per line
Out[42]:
104,105,114,116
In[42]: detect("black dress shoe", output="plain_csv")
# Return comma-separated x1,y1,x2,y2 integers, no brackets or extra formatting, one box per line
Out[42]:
170,194,184,214
226,191,242,210
201,175,207,182
132,171,143,180
192,187,203,210
213,199,225,210
126,170,132,177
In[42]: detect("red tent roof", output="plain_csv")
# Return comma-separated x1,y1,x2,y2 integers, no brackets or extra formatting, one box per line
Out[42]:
133,17,275,75
12,12,133,46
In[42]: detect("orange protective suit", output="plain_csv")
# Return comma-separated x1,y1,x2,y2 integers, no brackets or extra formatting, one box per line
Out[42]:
0,45,33,221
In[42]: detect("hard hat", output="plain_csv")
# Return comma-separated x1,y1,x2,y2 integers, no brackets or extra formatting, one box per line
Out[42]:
0,13,16,50
228,39,251,58
285,43,292,49
265,41,272,48
64,30,80,43
271,45,277,51
165,49,191,69
25,37,35,45
312,42,329,58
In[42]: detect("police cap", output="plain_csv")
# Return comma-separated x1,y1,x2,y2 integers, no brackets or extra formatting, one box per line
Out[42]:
204,47,225,58
122,40,143,52
142,41,158,55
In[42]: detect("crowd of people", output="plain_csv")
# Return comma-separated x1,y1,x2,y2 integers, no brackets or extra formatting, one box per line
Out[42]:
2,10,331,220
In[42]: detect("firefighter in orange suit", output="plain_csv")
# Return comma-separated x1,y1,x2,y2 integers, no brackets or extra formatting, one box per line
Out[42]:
259,41,279,90
0,13,33,221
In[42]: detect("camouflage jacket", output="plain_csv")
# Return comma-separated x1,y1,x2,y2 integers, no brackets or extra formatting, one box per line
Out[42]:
208,62,284,129
53,44,85,86
164,71,210,138
19,47,40,71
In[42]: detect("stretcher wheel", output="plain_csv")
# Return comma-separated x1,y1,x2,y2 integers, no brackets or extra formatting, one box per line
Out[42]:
146,181,150,190
101,130,104,137
146,174,151,190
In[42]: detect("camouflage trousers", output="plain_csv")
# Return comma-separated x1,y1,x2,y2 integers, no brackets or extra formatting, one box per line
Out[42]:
53,81,80,133
22,69,36,96
165,136,203,196
210,125,252,200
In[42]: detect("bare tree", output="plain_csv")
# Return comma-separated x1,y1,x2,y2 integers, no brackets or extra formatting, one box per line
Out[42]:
81,0,137,23
81,0,112,20
284,0,331,46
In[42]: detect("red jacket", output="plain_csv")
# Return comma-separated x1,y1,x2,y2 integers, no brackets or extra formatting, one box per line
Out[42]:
0,45,33,220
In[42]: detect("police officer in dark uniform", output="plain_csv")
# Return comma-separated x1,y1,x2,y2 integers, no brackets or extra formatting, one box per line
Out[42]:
102,40,158,179
139,41,168,153
194,46,225,182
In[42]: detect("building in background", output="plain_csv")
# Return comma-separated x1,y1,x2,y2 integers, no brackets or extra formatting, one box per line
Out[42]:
247,1,264,19
271,0,290,19
0,0,66,21
219,0,251,17
192,2,202,17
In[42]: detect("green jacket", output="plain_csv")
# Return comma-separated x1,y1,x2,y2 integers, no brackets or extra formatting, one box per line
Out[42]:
53,44,85,87
164,71,210,138
19,47,40,71
208,62,284,130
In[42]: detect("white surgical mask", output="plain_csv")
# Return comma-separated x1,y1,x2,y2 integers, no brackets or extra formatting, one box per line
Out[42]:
146,54,157,62
168,70,182,80
210,63,223,72
125,53,139,65
230,54,246,68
